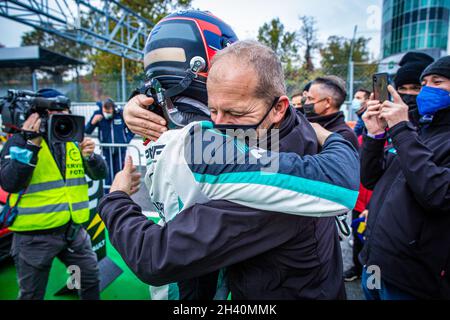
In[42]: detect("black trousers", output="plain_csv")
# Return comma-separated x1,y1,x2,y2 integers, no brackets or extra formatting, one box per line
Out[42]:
351,209,364,274
11,227,100,300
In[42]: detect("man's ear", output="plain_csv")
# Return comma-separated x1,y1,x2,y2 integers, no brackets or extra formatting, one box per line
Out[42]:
325,97,334,110
272,96,290,123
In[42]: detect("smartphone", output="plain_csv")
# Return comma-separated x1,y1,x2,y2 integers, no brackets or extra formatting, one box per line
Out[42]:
372,73,391,102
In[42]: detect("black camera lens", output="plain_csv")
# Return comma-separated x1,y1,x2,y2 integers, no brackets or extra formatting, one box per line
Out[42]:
54,117,74,139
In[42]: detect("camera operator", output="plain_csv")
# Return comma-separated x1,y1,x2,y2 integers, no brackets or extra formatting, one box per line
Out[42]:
0,88,107,300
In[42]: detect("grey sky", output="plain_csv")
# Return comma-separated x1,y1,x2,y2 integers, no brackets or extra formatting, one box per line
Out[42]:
0,0,383,59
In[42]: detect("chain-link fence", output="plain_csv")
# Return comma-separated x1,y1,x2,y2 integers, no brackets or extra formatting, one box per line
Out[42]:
0,69,144,103
2,62,399,122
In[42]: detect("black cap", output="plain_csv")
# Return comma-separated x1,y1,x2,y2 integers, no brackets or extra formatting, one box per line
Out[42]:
394,52,434,88
421,55,450,81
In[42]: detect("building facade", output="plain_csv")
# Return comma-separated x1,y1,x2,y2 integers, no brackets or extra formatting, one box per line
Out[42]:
380,0,449,73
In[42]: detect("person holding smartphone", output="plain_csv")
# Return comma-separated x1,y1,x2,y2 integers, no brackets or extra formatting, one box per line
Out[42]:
359,55,450,300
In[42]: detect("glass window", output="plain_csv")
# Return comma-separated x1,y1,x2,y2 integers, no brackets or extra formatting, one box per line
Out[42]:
412,10,419,22
420,0,429,8
405,0,412,12
411,22,418,34
419,21,427,34
443,21,450,34
413,0,420,9
403,24,410,38
417,35,426,48
429,21,436,34
402,37,409,51
441,36,448,49
429,7,437,20
410,36,417,48
427,35,436,47
420,8,428,20
404,12,411,24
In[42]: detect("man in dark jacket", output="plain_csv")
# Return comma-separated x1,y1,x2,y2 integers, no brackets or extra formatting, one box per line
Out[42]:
345,52,435,283
98,41,360,300
85,98,134,192
303,75,359,150
360,56,450,299
0,89,108,300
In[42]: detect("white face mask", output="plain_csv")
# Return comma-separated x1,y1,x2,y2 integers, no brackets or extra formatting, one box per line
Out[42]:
104,112,113,120
351,99,362,110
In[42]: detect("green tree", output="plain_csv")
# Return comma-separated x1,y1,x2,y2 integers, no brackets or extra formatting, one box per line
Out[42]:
90,0,193,85
320,36,371,69
320,35,377,95
298,16,319,72
257,18,299,67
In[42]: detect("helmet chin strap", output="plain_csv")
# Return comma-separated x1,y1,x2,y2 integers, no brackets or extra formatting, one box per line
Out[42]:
164,56,207,98
141,56,206,100
163,69,197,99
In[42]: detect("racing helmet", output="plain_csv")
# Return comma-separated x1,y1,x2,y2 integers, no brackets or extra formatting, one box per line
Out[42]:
143,10,239,106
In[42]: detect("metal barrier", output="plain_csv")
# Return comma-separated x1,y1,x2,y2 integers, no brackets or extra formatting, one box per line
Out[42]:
94,141,145,189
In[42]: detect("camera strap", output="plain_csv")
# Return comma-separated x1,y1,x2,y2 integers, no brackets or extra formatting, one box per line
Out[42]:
20,130,41,141
2,122,41,140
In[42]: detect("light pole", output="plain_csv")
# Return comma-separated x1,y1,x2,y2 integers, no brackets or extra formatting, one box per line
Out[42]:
347,25,358,121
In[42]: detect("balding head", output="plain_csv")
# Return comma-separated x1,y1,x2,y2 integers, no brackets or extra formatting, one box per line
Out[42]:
209,40,286,104
206,40,290,130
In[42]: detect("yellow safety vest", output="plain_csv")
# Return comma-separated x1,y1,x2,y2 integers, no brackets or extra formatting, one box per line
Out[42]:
8,140,90,232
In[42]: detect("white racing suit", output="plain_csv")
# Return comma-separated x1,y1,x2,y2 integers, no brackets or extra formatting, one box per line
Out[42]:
144,120,359,299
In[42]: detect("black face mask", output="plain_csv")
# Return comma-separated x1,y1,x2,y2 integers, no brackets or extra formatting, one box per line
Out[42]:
400,93,420,126
213,97,280,133
303,98,327,117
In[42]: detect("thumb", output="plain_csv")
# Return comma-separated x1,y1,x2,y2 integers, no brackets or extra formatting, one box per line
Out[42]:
137,94,154,108
388,85,402,104
124,155,134,172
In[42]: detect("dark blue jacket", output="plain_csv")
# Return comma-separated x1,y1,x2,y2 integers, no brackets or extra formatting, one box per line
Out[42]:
98,108,360,299
360,108,450,299
85,102,134,144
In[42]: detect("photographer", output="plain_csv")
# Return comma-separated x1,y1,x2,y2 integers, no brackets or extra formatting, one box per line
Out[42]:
0,89,107,300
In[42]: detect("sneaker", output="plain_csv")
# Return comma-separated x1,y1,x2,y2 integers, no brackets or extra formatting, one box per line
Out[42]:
344,267,361,282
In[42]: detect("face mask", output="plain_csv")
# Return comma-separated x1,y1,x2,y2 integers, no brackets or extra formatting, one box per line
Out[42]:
213,97,279,133
351,99,362,110
303,98,326,117
104,112,113,120
399,93,420,125
417,86,450,116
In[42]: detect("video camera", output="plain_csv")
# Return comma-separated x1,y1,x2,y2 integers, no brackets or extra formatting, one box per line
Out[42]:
0,89,85,143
